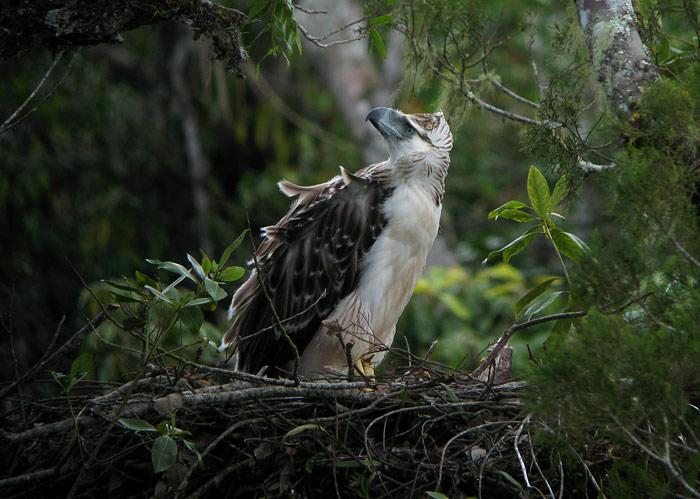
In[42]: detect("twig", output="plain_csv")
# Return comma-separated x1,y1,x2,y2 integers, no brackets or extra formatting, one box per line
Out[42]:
175,418,265,497
0,51,64,134
514,415,532,489
471,311,587,379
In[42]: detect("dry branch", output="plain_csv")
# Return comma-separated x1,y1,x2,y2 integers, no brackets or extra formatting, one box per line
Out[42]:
0,0,247,73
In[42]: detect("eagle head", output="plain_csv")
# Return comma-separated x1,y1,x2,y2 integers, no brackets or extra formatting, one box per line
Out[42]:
366,107,453,164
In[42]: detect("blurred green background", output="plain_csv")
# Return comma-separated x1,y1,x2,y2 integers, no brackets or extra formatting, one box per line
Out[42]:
0,1,595,381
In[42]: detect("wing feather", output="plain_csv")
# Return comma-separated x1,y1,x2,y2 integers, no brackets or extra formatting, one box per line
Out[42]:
222,163,392,376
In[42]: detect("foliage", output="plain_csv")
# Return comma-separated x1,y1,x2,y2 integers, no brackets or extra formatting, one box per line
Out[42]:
526,63,700,496
84,233,247,380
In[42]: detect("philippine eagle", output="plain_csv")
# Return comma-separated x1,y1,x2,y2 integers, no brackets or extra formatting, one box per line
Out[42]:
221,107,452,379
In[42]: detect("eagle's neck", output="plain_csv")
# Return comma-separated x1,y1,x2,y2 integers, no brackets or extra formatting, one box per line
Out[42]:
390,148,450,205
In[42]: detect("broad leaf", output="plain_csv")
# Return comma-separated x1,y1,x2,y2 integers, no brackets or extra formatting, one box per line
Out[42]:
549,174,569,212
527,166,551,220
552,230,590,263
369,28,387,58
177,306,204,336
503,233,536,263
204,277,227,301
371,14,393,25
151,435,178,473
220,230,249,269
146,260,195,283
201,253,212,275
427,493,450,499
515,278,557,317
523,291,567,320
496,209,538,223
119,419,158,433
488,200,529,220
219,266,246,283
482,226,542,266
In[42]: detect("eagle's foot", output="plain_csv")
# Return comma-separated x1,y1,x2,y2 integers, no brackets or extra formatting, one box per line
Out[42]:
354,357,377,391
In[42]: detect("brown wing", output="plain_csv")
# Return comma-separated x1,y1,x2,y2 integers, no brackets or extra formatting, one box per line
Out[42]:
223,165,392,376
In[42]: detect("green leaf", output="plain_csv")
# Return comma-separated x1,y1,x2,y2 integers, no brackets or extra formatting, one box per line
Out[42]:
248,0,270,21
184,297,213,307
549,174,569,212
219,266,246,283
220,230,249,269
177,306,204,336
488,200,530,220
371,14,393,25
119,419,158,433
144,285,174,304
427,493,450,499
134,271,157,287
523,291,567,320
201,253,212,275
187,254,205,280
503,233,536,263
204,277,227,301
482,226,542,266
147,260,195,283
527,166,551,220
551,230,590,263
515,279,557,318
495,209,538,223
369,28,387,58
152,435,178,473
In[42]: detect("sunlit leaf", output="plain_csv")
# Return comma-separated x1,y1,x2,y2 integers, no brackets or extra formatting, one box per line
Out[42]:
527,166,551,220
219,266,246,283
369,28,387,58
371,14,393,25
549,174,569,212
552,229,590,263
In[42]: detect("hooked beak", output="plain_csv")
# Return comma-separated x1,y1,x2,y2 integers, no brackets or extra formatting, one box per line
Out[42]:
366,107,414,141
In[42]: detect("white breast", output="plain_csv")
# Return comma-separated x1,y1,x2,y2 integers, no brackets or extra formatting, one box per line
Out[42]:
357,180,442,344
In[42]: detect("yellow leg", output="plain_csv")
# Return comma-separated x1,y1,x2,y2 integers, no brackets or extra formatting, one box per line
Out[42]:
354,357,366,377
362,359,375,380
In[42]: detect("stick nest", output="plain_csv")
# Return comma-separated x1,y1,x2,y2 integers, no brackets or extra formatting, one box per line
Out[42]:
0,360,545,498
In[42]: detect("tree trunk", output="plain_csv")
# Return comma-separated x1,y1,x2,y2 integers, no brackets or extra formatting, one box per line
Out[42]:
575,0,659,114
